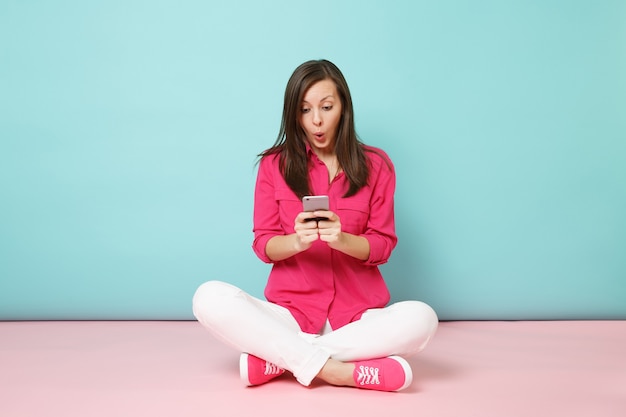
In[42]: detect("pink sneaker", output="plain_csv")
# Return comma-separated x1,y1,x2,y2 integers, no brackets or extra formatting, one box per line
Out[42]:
352,356,413,392
240,353,285,386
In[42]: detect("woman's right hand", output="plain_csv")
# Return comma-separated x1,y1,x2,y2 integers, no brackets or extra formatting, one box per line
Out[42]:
265,213,321,261
293,212,321,252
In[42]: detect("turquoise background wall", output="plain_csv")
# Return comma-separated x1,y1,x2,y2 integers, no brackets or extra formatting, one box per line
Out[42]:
1,0,625,320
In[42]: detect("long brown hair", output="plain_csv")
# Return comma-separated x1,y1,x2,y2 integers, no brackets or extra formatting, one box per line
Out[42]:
260,59,370,198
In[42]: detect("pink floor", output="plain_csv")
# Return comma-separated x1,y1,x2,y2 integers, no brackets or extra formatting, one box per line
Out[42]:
1,320,625,417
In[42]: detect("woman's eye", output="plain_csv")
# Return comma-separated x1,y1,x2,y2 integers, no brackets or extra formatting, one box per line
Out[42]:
322,106,333,111
301,108,311,113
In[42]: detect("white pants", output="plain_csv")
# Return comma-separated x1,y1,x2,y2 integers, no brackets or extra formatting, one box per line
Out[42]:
192,280,438,386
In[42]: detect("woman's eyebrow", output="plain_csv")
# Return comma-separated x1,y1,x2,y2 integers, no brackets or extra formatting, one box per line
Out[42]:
302,95,335,104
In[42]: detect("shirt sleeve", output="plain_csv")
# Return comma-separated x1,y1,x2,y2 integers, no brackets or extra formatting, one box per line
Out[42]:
361,150,398,266
252,155,281,263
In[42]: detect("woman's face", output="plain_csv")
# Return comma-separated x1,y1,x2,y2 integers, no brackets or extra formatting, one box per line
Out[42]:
299,79,343,155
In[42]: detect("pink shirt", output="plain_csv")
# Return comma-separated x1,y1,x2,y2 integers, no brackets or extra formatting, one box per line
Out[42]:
252,145,397,334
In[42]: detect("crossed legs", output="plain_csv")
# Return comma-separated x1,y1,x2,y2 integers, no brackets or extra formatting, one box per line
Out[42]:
192,280,438,388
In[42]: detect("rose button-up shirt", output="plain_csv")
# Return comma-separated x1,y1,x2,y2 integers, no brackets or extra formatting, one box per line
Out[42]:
252,145,397,334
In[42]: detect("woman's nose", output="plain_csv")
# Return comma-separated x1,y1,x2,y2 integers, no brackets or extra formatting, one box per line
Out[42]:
313,110,322,126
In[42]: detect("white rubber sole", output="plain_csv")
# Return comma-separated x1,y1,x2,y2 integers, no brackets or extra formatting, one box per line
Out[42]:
239,352,252,386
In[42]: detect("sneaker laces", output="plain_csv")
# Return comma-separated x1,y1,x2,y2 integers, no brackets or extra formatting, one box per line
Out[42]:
356,365,380,386
264,361,283,376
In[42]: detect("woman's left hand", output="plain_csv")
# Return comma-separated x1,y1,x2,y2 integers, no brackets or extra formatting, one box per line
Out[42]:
315,211,342,244
314,210,370,261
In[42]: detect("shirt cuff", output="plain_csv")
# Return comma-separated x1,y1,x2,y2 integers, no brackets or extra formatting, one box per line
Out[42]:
252,234,275,263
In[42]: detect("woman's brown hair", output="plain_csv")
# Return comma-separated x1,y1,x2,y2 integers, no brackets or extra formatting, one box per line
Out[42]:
260,59,370,198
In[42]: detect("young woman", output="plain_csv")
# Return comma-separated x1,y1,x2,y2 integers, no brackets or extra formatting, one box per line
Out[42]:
193,59,438,392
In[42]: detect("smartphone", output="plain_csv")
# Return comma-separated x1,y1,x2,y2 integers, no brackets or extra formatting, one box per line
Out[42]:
302,195,329,222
